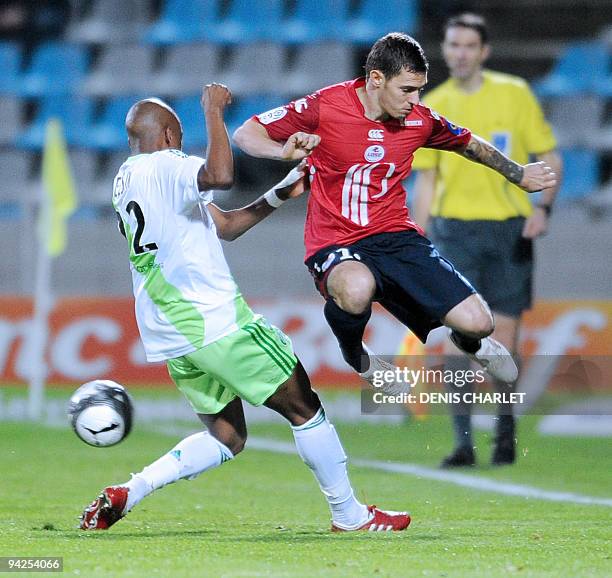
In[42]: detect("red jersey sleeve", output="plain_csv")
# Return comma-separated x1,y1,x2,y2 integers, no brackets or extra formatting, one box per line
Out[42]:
421,106,471,151
252,93,321,141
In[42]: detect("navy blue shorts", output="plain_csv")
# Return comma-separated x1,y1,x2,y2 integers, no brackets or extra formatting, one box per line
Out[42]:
305,230,476,343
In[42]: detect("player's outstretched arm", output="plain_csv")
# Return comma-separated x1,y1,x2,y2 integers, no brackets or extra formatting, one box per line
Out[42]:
233,119,320,161
208,162,307,241
459,134,557,193
197,83,234,191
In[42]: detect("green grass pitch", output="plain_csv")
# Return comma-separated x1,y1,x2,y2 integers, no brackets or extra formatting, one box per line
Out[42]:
0,391,610,578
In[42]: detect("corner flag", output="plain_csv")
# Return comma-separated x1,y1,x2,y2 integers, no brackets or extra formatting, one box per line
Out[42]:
29,118,78,419
40,118,77,257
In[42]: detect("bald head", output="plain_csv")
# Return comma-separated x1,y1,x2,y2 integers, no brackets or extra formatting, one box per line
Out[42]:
125,98,183,154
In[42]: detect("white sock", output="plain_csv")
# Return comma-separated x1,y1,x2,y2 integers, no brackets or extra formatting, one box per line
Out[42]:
291,408,369,528
123,431,233,511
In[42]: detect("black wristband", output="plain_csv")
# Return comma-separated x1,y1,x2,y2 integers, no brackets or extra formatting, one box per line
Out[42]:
536,203,552,216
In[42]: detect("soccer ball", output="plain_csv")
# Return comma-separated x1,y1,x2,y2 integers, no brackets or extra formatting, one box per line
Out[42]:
68,380,133,447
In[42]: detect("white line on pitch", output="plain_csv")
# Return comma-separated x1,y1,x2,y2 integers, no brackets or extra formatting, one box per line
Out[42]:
246,436,612,508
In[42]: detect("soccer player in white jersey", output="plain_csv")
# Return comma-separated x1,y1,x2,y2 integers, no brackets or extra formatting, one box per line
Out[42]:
79,84,410,533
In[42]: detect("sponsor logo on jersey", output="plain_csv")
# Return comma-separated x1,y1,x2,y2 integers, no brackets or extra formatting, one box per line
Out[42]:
368,129,384,141
445,119,465,135
364,145,385,162
257,106,288,125
404,119,423,127
294,98,308,113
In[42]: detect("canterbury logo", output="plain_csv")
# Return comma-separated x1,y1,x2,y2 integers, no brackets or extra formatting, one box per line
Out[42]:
368,129,384,141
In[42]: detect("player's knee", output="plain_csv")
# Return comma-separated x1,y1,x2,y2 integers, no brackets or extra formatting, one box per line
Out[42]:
334,277,375,314
470,309,495,337
446,295,494,338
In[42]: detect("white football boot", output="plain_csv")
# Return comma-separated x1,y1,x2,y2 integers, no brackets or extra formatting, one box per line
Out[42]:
358,344,411,394
450,331,518,384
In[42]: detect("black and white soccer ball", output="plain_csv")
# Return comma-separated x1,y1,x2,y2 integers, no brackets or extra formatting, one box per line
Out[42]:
68,380,133,447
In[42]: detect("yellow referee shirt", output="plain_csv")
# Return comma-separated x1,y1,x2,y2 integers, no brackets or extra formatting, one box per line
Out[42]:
413,70,557,220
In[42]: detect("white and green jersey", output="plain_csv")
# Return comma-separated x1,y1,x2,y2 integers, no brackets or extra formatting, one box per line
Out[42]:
112,149,253,362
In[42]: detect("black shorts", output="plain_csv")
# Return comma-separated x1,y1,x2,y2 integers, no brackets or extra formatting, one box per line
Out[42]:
305,230,476,343
429,217,533,318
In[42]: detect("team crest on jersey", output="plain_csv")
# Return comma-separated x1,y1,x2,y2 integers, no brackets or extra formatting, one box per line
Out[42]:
364,145,385,162
257,106,288,125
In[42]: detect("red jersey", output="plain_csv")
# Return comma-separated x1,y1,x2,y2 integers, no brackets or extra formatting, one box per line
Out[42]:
254,78,471,260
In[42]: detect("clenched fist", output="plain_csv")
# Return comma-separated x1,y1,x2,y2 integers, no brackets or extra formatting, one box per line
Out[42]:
201,83,232,113
281,132,321,161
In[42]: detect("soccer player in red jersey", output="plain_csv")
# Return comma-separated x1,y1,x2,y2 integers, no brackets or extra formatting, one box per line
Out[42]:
234,33,557,390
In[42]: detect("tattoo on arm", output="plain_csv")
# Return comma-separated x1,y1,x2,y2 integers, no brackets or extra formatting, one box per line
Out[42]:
462,136,524,184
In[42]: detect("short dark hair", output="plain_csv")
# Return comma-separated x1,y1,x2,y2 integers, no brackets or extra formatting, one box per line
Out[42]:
444,13,489,45
365,32,428,78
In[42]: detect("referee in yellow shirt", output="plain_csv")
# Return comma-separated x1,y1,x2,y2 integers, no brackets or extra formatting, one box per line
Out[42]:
412,13,562,467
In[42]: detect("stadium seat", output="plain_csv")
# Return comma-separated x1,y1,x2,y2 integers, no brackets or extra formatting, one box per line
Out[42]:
18,42,89,97
100,151,130,185
144,0,219,45
0,151,32,200
15,96,93,149
278,0,349,44
89,97,136,151
0,42,22,94
68,0,152,43
82,45,156,96
281,42,353,96
153,43,221,96
346,0,418,44
558,149,600,201
174,96,207,150
546,95,605,148
215,44,285,95
70,150,98,190
534,41,610,97
201,0,283,44
175,94,282,151
0,96,21,145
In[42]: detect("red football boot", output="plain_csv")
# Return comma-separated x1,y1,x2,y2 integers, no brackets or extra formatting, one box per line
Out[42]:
79,486,128,530
331,505,411,532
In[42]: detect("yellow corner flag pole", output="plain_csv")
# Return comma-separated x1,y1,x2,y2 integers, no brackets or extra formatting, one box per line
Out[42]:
28,118,78,419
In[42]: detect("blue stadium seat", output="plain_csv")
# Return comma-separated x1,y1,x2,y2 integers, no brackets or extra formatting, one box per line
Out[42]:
144,0,220,45
558,149,600,201
278,0,349,44
89,97,136,151
18,42,89,97
346,0,418,44
534,41,610,98
174,96,207,150
15,96,93,149
0,42,22,94
201,0,283,44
